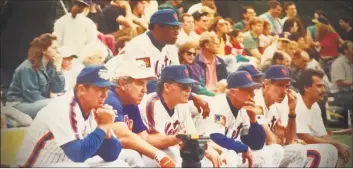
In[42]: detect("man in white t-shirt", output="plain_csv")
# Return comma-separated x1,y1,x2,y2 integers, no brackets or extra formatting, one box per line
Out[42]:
254,65,307,167
296,69,350,167
139,65,228,167
175,13,200,48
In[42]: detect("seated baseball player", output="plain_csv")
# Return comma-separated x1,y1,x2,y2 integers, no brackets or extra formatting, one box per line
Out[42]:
253,65,307,167
104,58,176,167
194,70,285,167
15,65,128,167
139,65,230,167
296,69,350,167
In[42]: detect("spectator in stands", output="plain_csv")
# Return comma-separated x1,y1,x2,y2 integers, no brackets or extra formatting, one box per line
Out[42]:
315,16,341,78
225,29,246,56
281,19,298,38
158,0,184,17
53,0,98,57
260,0,283,35
130,0,149,24
224,17,234,33
330,40,353,111
187,0,217,15
293,17,306,40
178,42,215,96
259,20,274,54
287,41,298,57
115,35,132,54
143,0,158,23
5,33,65,119
262,38,290,65
234,6,256,32
208,16,228,56
176,13,199,47
243,17,264,61
281,1,297,25
59,46,83,91
290,49,310,89
338,17,353,41
191,31,228,92
82,41,109,66
100,0,136,34
259,51,291,72
288,32,307,49
193,11,210,35
87,2,103,28
307,9,326,43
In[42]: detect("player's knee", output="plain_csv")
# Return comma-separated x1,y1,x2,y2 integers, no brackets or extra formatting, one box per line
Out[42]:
270,144,285,158
324,144,338,164
295,144,308,166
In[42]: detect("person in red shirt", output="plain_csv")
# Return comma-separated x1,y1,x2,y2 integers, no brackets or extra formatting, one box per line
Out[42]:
225,29,246,56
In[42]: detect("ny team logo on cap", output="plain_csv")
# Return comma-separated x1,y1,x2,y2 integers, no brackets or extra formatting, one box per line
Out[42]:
184,68,189,77
173,13,178,21
246,73,252,81
281,68,288,76
98,69,111,80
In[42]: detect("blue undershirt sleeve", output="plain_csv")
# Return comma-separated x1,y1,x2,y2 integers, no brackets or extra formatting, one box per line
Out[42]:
240,122,266,150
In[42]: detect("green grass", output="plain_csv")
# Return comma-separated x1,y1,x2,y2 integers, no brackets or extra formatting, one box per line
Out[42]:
331,133,353,168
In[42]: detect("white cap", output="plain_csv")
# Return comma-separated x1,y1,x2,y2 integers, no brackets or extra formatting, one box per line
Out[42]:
59,46,78,58
114,57,157,80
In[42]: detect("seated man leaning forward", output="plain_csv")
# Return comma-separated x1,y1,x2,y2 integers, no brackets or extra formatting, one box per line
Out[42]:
139,65,233,167
104,58,176,168
15,65,128,167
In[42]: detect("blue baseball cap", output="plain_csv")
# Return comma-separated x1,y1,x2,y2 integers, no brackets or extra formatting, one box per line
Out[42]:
265,65,291,80
161,65,197,84
149,9,181,26
237,64,264,78
76,65,116,87
227,71,262,89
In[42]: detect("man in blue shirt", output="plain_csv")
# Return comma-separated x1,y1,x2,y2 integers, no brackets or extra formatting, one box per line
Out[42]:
105,57,176,167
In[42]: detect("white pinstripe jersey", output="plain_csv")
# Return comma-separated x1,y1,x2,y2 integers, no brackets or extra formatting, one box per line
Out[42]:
138,93,197,135
15,91,97,167
253,89,289,129
194,94,251,141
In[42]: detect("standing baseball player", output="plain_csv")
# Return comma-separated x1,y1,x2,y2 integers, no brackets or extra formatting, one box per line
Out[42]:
15,65,128,167
104,58,176,167
139,65,230,168
296,69,350,167
253,65,307,167
105,9,210,119
194,70,286,167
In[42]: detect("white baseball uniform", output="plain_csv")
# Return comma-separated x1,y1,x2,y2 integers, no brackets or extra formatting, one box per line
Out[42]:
296,93,338,168
105,31,179,79
15,91,127,167
254,89,307,167
194,94,285,167
139,92,222,167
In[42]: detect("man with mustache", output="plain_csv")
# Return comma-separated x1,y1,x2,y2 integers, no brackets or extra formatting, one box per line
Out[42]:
139,65,227,167
104,57,176,167
253,65,307,167
296,69,350,167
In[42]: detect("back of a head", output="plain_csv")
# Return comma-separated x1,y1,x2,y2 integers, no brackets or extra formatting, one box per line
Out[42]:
268,0,281,9
282,19,295,32
199,31,217,48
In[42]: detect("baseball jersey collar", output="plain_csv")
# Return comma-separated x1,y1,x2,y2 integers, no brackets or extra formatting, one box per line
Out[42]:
73,90,90,120
226,95,239,118
147,31,165,51
157,92,175,117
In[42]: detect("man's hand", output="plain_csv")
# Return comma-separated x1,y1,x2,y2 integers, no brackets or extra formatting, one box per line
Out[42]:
243,99,262,123
287,89,297,114
94,104,117,125
191,94,210,119
242,148,253,168
205,146,225,168
336,142,351,164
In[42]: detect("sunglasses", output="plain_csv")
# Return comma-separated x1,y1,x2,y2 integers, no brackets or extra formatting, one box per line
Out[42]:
173,83,193,90
186,51,197,56
159,24,181,31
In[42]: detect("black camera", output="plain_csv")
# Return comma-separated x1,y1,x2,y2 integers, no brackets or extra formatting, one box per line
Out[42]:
176,134,209,168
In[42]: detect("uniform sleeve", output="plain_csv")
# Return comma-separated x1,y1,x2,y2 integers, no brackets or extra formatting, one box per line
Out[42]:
123,105,147,133
139,95,164,134
295,104,311,134
182,105,198,134
47,104,84,146
105,94,124,122
312,104,327,136
239,110,265,150
20,68,47,102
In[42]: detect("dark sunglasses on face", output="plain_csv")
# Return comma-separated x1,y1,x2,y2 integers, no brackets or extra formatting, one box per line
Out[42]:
174,83,193,90
186,51,196,56
159,24,180,31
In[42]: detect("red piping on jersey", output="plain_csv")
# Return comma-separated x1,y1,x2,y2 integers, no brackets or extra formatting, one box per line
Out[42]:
146,93,160,133
307,149,321,167
70,97,80,139
22,132,54,167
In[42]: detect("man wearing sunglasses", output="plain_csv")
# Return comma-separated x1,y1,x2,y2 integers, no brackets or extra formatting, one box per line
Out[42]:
106,9,210,121
139,65,229,167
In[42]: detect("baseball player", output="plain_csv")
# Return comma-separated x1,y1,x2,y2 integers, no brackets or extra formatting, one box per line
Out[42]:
139,65,230,168
15,65,128,167
104,58,176,167
253,65,307,167
194,70,285,167
296,69,350,167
